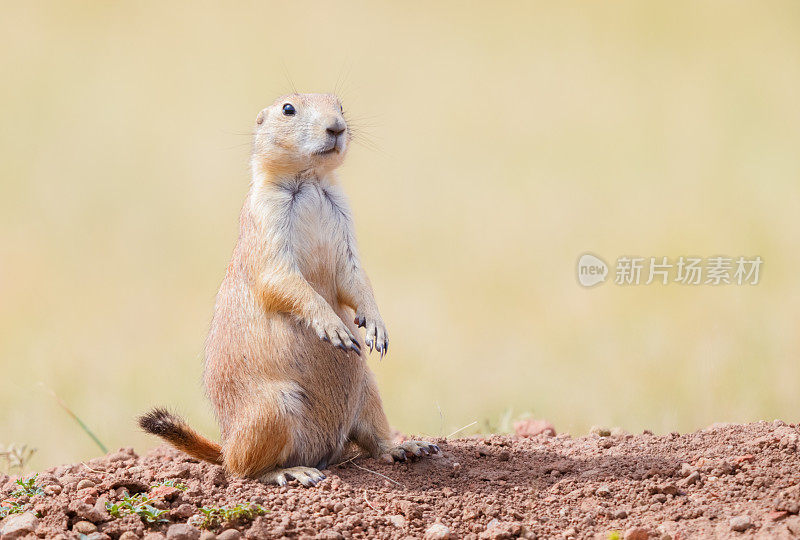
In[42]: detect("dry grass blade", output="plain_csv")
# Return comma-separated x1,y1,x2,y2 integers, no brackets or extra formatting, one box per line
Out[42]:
446,421,478,439
82,462,107,474
349,461,404,488
363,488,380,513
0,444,37,474
40,383,108,453
334,452,404,487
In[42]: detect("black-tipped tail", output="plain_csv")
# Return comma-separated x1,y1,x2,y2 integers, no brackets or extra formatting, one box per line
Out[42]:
139,408,222,465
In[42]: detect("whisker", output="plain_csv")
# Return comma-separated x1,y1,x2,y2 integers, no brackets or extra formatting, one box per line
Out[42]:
281,60,298,94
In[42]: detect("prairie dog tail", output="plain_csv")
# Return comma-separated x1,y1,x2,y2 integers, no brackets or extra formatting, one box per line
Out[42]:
138,408,222,465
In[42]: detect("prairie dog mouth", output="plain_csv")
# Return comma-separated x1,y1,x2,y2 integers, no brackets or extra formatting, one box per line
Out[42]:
316,137,343,156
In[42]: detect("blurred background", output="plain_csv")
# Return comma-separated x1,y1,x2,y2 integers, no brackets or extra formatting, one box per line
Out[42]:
1,2,799,471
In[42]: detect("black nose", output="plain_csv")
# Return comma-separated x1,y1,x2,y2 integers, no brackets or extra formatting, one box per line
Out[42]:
326,119,346,136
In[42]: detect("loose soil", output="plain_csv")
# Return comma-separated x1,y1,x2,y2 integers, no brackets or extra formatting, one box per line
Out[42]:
3,421,800,539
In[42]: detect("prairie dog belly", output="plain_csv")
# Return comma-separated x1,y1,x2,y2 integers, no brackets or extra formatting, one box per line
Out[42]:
260,306,366,468
255,180,365,464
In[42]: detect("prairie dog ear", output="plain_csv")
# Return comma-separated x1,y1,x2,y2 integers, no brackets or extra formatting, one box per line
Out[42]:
256,110,265,125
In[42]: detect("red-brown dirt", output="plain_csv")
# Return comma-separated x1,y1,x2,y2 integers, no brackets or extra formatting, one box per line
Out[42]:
3,421,800,539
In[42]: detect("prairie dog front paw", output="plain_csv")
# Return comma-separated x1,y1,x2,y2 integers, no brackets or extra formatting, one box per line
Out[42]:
354,310,388,357
310,310,361,354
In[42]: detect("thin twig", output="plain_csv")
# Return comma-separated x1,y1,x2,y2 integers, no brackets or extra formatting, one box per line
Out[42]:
349,461,404,488
334,451,403,487
363,489,380,513
446,421,478,439
81,462,107,474
436,401,445,437
333,453,362,468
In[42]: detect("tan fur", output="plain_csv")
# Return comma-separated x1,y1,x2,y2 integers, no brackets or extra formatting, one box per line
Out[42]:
141,93,436,485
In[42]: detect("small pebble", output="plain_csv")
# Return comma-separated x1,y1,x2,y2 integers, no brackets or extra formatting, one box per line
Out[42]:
1,512,40,539
659,483,678,495
730,515,752,532
172,503,196,519
44,484,62,496
424,522,451,540
74,521,98,534
167,523,201,540
599,438,614,448
682,471,701,486
624,527,649,540
77,479,95,490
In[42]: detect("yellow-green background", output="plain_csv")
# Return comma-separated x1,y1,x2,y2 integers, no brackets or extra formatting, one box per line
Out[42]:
2,2,799,471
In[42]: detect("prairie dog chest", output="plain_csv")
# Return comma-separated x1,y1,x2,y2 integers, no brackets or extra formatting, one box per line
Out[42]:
271,180,351,285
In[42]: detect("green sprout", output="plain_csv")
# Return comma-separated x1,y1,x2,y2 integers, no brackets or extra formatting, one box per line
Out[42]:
105,493,169,524
11,474,44,497
193,502,267,529
0,500,26,519
1,474,45,518
152,479,187,491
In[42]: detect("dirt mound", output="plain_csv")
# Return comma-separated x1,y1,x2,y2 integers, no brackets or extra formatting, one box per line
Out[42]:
2,421,800,539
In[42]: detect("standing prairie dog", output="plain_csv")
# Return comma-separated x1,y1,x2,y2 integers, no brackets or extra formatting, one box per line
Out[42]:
140,93,438,486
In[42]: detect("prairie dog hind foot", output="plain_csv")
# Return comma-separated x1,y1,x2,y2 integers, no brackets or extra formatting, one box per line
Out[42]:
261,466,326,487
380,440,440,463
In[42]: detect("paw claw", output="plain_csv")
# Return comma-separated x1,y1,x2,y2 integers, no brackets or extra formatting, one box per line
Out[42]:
262,466,325,488
392,440,438,461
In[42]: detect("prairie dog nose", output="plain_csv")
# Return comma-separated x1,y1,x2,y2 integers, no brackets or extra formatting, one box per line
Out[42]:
326,117,346,136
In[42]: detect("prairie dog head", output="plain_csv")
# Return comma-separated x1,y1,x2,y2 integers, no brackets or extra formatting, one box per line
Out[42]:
252,93,349,178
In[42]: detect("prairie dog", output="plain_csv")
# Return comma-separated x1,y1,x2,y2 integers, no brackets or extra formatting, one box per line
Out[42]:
140,93,438,486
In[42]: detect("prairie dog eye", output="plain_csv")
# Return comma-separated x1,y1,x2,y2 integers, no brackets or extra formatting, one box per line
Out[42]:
282,103,296,116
